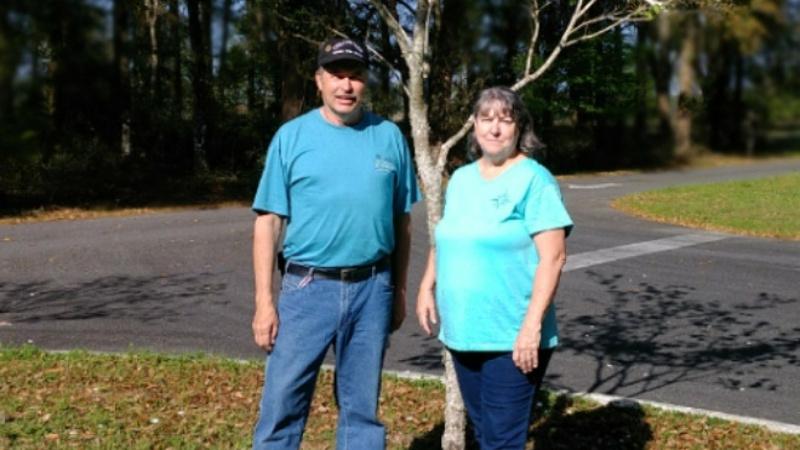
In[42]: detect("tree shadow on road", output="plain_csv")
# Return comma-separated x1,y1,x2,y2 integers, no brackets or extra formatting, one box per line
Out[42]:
556,269,800,397
0,273,227,323
397,334,445,371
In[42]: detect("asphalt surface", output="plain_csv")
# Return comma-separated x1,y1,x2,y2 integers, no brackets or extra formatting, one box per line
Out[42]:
2,158,799,426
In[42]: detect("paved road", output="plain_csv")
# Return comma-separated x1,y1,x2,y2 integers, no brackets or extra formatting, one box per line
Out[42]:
2,158,799,426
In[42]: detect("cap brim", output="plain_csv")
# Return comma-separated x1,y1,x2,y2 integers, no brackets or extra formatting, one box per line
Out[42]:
318,55,367,67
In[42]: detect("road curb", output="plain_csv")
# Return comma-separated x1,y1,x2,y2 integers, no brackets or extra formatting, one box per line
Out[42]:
376,366,800,436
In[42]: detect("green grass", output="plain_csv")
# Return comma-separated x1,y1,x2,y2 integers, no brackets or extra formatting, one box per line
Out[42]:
613,173,800,240
1,346,798,449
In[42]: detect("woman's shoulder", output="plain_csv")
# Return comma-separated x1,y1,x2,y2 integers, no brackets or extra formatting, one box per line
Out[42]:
519,157,557,184
449,161,478,182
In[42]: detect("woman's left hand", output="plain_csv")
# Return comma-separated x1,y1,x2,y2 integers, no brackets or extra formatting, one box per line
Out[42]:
513,325,541,373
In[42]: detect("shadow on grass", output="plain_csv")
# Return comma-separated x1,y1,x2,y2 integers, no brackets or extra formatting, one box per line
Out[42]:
529,395,651,450
407,395,652,450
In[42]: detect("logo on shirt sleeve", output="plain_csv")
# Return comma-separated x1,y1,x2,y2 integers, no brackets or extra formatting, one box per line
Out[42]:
374,155,396,173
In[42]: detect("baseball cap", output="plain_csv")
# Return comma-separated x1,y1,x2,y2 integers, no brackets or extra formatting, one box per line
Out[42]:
317,37,368,67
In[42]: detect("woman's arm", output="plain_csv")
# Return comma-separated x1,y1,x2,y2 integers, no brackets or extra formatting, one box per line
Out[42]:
416,247,439,336
513,228,567,373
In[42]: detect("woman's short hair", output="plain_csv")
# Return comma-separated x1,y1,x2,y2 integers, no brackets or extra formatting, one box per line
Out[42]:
466,86,544,160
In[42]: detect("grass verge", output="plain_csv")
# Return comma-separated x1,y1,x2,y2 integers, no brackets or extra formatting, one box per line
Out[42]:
613,173,800,240
4,155,799,226
1,346,797,449
0,201,249,225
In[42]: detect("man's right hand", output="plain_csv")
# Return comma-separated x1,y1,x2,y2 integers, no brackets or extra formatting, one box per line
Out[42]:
252,300,279,352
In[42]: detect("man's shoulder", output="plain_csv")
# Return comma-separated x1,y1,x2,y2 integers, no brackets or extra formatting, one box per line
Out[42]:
362,111,403,135
278,109,320,133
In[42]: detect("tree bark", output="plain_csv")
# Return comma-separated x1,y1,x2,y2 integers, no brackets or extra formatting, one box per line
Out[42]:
651,13,673,141
144,0,160,99
674,14,697,161
187,0,212,173
169,0,182,118
113,0,132,157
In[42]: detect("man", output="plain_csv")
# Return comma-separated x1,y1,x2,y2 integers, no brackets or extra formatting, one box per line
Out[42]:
250,37,421,450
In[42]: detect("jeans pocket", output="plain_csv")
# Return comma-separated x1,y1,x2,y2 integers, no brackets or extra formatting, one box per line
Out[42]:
375,269,395,290
280,272,307,293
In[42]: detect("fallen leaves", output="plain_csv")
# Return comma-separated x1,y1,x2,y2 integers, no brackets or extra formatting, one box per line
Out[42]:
1,347,798,449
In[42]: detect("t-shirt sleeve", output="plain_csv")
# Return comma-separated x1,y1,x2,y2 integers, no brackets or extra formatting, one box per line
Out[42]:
251,134,290,217
395,134,422,214
523,169,573,237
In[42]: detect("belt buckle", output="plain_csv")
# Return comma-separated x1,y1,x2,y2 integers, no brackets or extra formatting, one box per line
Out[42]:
340,267,359,281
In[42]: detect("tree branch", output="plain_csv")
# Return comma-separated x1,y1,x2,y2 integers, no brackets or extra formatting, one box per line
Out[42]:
368,0,413,56
439,116,474,155
564,5,652,46
288,32,320,47
441,0,673,159
524,0,541,75
577,0,599,20
397,0,415,16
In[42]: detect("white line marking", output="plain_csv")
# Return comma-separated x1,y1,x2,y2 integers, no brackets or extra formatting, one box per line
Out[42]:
564,233,729,272
572,391,800,435
567,183,622,189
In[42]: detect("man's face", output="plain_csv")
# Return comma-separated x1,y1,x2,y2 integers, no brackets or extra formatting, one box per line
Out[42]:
315,62,367,126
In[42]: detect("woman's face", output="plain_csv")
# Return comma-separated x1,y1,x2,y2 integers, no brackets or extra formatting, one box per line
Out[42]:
474,102,519,162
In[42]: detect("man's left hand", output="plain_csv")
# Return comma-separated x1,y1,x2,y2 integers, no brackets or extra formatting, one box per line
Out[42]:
391,289,406,332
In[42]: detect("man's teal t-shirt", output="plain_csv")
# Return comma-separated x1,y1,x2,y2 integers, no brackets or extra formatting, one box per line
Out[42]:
434,158,573,351
252,108,421,268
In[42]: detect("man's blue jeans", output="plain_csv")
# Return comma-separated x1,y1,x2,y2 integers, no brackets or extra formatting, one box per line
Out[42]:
252,267,393,450
450,349,554,450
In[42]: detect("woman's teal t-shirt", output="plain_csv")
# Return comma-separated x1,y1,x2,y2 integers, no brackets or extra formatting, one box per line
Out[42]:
434,158,573,351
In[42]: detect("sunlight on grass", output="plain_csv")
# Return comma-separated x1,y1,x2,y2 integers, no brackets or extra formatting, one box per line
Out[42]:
0,201,249,225
1,347,798,449
613,173,800,240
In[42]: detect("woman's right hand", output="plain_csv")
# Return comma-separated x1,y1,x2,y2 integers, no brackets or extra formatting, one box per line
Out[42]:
416,288,438,336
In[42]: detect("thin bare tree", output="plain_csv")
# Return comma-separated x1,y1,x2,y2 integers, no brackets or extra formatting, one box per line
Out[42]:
365,1,673,448
144,0,161,98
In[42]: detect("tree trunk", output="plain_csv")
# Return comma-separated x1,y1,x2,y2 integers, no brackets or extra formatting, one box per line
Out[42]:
394,14,466,444
187,0,212,173
651,13,672,141
674,14,697,162
169,0,182,118
633,22,649,150
278,32,307,122
219,0,232,75
144,0,160,99
113,0,132,158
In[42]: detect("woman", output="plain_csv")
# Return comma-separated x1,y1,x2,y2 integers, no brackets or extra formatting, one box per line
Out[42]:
416,86,573,449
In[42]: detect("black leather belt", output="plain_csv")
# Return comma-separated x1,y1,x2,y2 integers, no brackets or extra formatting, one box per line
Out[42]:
285,257,391,282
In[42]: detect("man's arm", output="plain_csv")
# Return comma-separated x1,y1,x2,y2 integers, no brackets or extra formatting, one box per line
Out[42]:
390,213,412,332
252,212,284,351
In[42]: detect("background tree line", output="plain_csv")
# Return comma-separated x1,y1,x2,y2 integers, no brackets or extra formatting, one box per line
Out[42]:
0,0,798,211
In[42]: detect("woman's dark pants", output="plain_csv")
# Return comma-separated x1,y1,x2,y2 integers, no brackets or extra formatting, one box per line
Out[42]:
450,349,554,450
